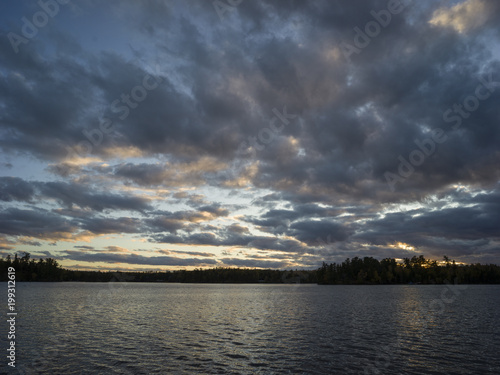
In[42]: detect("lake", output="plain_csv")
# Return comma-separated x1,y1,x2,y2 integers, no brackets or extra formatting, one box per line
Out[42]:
2,283,499,374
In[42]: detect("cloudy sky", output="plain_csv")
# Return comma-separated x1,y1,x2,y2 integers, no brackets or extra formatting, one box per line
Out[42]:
0,0,499,271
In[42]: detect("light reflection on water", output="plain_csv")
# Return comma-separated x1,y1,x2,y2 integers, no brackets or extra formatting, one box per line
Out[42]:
2,283,499,374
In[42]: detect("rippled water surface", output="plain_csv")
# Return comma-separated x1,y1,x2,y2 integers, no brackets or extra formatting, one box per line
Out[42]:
2,283,500,374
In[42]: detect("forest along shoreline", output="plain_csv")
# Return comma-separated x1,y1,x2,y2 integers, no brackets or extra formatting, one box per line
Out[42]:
1,253,500,284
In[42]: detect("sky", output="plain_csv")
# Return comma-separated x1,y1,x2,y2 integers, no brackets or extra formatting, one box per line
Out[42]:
0,0,499,271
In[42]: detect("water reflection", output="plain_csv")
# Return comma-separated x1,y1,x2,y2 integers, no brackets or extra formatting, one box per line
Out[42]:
3,283,499,374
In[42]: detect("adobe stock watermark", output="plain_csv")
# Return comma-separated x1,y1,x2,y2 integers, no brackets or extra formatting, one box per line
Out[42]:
442,72,498,130
236,106,297,158
65,64,163,160
385,72,499,191
7,0,77,54
213,0,244,22
340,0,412,62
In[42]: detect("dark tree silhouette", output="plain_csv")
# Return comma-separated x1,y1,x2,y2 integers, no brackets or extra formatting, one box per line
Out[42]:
1,253,499,284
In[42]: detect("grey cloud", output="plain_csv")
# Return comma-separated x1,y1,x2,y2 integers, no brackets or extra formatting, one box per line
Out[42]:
114,163,167,186
0,207,76,238
289,220,351,245
220,257,290,269
1,177,153,213
160,249,216,257
19,239,42,247
38,181,152,213
79,217,143,235
74,245,95,250
0,177,35,202
62,251,218,266
146,205,229,234
46,163,82,177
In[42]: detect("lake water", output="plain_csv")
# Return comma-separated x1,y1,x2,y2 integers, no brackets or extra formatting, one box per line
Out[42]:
2,283,499,374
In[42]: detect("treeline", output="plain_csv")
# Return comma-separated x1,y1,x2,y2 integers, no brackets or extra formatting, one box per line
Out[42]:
317,255,500,284
0,253,63,281
2,253,500,284
59,268,315,283
0,253,314,283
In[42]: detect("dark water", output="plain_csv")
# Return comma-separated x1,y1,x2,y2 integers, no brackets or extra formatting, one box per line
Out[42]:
1,283,499,374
